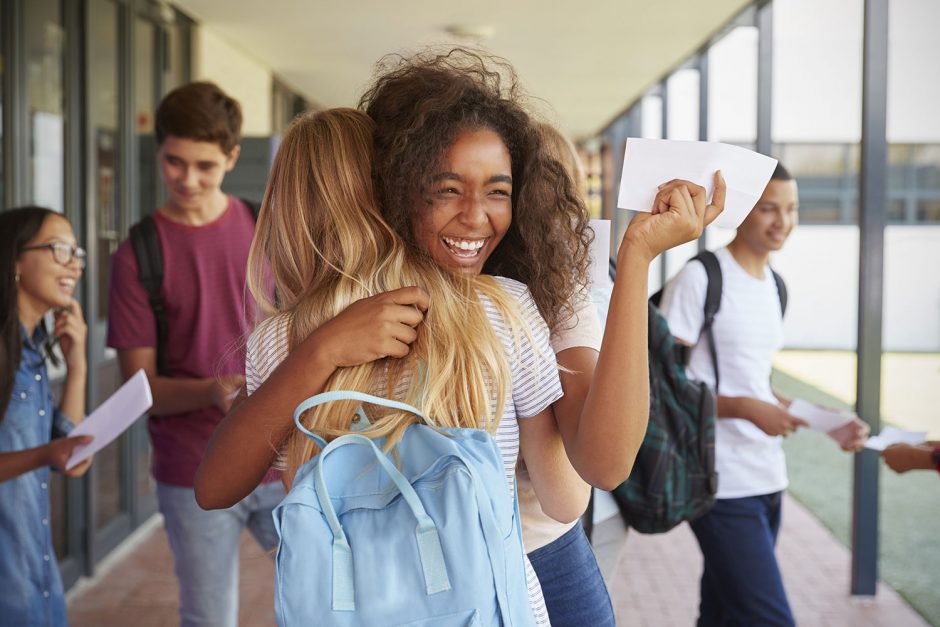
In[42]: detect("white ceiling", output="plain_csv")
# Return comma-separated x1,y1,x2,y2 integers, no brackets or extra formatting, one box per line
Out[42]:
173,0,752,138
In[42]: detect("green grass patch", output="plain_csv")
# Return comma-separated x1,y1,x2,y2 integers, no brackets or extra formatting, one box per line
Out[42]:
773,368,940,626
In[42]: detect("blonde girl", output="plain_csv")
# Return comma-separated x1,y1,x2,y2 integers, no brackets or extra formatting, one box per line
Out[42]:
195,108,586,623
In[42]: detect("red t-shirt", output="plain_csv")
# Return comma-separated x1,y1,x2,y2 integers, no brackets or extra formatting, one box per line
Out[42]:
107,197,277,487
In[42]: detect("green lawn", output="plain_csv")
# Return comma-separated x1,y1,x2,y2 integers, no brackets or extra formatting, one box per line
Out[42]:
773,368,940,626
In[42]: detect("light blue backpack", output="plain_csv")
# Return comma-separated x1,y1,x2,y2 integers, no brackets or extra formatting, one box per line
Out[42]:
273,390,536,627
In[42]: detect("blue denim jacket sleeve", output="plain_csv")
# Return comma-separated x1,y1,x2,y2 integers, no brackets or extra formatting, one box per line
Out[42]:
0,324,69,625
51,406,75,439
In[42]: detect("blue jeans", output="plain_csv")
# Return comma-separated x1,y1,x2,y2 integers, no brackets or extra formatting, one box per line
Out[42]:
527,524,615,627
157,481,285,627
690,491,795,627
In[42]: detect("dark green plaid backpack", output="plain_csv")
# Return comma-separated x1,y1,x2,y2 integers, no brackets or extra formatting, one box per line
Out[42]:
611,251,787,534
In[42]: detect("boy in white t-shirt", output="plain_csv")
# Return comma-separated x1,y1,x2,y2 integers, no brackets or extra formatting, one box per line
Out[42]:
659,163,868,626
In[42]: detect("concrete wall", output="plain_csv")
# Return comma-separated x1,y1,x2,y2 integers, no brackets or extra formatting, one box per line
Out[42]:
192,26,272,137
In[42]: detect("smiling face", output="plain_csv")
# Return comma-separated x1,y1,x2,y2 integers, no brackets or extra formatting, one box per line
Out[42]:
158,135,238,213
736,179,799,254
16,214,82,319
411,128,513,275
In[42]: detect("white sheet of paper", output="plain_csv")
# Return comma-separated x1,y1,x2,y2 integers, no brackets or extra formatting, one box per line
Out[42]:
616,138,779,229
864,425,927,452
788,398,855,433
66,369,153,470
588,219,611,287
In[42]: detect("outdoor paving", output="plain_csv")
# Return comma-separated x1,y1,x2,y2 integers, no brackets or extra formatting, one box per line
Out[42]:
604,493,928,627
67,492,929,626
67,518,275,627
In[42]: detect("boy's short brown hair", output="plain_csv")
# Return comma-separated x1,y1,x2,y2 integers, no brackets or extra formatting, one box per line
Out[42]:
155,81,242,154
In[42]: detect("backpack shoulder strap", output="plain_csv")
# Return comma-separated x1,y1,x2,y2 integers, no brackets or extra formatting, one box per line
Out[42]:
691,250,722,392
771,268,788,316
129,215,169,375
240,197,260,221
693,250,723,326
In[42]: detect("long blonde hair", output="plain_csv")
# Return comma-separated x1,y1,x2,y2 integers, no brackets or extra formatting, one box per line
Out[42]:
247,108,528,479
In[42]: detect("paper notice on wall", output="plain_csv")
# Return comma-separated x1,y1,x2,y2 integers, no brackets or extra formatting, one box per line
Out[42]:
66,369,153,470
787,398,857,433
588,219,611,287
864,426,927,452
617,138,778,230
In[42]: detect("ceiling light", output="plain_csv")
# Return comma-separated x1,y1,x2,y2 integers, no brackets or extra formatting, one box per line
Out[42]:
444,24,496,41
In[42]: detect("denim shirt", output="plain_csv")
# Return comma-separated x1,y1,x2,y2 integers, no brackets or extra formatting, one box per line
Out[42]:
0,324,74,627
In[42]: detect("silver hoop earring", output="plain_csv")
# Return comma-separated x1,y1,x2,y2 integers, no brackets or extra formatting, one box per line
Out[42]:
14,274,20,283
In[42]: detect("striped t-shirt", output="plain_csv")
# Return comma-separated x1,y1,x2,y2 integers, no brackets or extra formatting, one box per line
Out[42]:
245,275,562,625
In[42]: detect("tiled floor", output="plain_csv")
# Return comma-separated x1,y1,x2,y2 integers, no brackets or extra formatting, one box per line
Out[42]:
601,493,928,627
67,518,275,626
68,494,928,626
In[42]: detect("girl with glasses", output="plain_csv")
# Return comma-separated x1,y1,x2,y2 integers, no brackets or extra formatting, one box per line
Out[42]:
0,206,93,626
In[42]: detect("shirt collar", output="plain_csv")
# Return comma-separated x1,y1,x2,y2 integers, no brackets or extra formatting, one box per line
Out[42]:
19,321,49,352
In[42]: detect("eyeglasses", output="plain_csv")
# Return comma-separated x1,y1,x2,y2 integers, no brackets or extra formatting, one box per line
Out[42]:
20,242,87,269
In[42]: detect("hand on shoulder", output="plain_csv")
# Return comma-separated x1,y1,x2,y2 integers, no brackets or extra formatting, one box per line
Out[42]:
304,286,430,369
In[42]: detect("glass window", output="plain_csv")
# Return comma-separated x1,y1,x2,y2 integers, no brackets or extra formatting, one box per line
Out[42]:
666,68,699,142
912,145,940,192
134,18,157,507
25,0,66,214
640,93,662,139
0,9,4,203
881,4,940,608
136,18,158,219
88,0,125,531
916,199,940,222
23,0,71,565
164,15,189,93
708,25,758,145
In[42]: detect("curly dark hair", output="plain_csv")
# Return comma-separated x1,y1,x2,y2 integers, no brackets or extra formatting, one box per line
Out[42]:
359,48,592,331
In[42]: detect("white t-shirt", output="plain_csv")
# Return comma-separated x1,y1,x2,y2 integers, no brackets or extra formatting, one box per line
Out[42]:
517,289,603,552
245,276,562,626
659,247,788,499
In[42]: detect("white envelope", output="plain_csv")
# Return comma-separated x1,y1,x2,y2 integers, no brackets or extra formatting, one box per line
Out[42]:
788,398,855,433
66,369,153,470
617,138,779,230
864,425,927,452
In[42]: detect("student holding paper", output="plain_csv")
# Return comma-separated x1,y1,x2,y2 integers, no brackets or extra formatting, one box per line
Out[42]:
106,82,283,627
197,107,585,625
659,164,869,626
0,206,92,626
359,48,724,626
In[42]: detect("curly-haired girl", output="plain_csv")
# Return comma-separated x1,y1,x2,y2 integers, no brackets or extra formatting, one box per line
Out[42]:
195,108,586,623
359,47,725,626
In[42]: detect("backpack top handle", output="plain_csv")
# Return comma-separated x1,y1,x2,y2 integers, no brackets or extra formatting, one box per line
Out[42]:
291,390,429,449
291,390,449,611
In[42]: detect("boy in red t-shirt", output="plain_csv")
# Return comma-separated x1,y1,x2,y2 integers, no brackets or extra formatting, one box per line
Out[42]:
107,81,282,626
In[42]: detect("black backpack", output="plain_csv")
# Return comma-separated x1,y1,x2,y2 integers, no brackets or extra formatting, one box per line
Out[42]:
611,250,787,534
128,198,259,375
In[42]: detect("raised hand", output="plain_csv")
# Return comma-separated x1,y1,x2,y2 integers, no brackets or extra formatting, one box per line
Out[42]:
54,298,87,371
306,286,431,369
623,171,726,262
